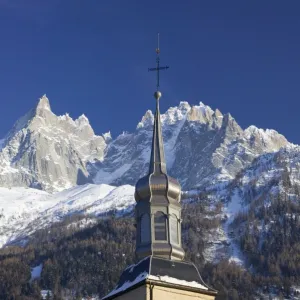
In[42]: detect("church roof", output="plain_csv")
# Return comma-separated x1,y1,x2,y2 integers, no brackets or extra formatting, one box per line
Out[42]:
102,256,217,299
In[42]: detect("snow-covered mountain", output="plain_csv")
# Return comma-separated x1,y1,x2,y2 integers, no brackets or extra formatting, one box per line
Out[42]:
91,101,288,190
0,95,298,263
2,95,300,299
0,96,288,192
0,95,107,192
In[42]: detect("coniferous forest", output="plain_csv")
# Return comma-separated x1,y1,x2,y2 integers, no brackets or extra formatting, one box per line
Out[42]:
1,177,300,300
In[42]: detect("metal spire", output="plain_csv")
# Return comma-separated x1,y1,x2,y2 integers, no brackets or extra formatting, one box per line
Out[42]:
148,33,169,174
134,34,185,262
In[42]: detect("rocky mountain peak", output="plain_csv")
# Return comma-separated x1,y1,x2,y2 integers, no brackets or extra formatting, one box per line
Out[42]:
214,108,223,118
3,95,52,139
244,125,288,149
245,125,282,138
103,131,112,142
0,95,107,192
161,101,190,125
137,101,217,128
137,110,154,129
186,102,214,123
75,114,89,126
36,94,51,111
220,113,243,136
0,96,293,193
27,94,55,125
198,101,214,116
178,101,191,112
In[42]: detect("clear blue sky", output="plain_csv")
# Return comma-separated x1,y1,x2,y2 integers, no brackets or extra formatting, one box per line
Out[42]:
0,1,300,143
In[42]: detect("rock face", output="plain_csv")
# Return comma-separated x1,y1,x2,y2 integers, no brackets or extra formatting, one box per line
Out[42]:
0,97,289,192
0,95,106,192
91,101,288,190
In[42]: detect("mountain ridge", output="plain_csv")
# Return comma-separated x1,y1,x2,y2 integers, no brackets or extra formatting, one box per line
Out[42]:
0,96,300,299
0,95,290,194
93,97,288,189
0,94,293,254
1,95,300,299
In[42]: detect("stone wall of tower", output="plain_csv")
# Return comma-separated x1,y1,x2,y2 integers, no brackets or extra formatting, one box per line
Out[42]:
150,284,215,300
109,283,216,300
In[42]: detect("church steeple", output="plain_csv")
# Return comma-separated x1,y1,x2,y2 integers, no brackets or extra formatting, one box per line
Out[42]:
149,91,166,174
102,34,218,300
134,34,185,261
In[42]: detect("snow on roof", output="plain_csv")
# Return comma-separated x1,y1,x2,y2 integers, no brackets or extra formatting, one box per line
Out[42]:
148,274,208,290
103,271,148,299
103,272,208,299
102,256,209,299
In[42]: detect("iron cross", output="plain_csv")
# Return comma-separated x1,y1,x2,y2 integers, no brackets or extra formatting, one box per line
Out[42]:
148,33,169,91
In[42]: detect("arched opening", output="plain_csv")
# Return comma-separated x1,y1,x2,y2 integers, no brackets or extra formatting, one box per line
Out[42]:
170,214,179,244
154,211,167,241
140,213,151,243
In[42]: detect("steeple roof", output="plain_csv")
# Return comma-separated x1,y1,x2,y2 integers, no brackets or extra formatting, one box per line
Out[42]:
134,34,185,262
135,91,182,205
149,91,166,174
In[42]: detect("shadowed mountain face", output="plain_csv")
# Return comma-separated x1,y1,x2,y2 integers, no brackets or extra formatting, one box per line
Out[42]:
90,101,288,190
0,96,289,192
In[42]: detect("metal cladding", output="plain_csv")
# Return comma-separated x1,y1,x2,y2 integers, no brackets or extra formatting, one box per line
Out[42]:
149,93,166,174
135,91,185,261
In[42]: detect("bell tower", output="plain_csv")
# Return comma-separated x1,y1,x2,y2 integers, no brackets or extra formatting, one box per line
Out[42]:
102,34,217,300
135,33,185,261
135,90,185,261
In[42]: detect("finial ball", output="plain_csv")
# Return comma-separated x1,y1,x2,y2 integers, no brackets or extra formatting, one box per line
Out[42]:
154,91,162,100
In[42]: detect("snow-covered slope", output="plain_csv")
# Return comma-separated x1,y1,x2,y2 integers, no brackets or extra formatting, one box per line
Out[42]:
0,184,135,248
194,144,300,263
0,187,51,247
2,145,300,263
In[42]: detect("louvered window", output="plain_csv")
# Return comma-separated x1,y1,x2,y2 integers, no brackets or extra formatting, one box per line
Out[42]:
154,212,167,241
140,214,150,243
